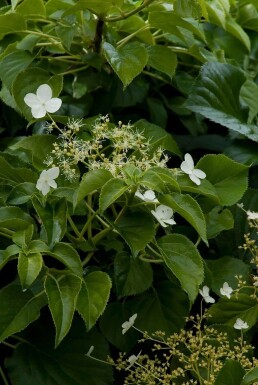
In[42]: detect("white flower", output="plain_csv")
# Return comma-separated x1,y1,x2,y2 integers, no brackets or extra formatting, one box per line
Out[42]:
86,345,94,357
246,210,258,220
126,351,141,370
151,205,176,227
199,286,215,304
135,189,158,203
220,282,233,299
24,84,62,119
234,318,248,330
122,313,137,335
36,167,60,196
180,153,206,186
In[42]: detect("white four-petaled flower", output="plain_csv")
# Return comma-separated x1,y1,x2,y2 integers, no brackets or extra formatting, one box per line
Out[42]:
234,318,248,330
246,210,258,220
135,189,158,203
220,282,233,299
24,84,62,118
151,205,176,227
122,313,137,335
126,351,141,370
199,285,215,304
180,153,206,186
36,167,60,196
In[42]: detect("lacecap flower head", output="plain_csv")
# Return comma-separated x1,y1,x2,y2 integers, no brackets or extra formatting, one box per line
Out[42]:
24,84,62,119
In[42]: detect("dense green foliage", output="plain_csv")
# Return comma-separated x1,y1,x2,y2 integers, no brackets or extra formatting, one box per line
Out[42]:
0,0,258,384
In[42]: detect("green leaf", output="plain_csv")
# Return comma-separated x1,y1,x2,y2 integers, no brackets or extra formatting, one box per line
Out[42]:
197,154,248,206
13,225,34,248
8,182,37,205
10,134,56,169
208,293,258,330
74,169,112,207
241,367,258,385
12,68,63,120
149,11,206,41
214,359,245,385
117,15,154,45
0,51,34,90
185,62,258,142
0,244,21,270
18,252,43,290
32,197,67,248
115,211,155,256
114,252,153,297
0,283,46,342
134,119,181,157
0,155,37,185
76,271,112,331
49,243,83,276
129,281,189,335
177,175,219,203
16,0,46,18
206,207,234,239
99,178,128,212
65,0,123,16
5,320,113,385
0,13,26,37
158,234,204,304
0,206,34,231
45,274,82,347
160,193,208,244
240,79,258,123
103,41,148,88
148,45,177,79
140,167,180,193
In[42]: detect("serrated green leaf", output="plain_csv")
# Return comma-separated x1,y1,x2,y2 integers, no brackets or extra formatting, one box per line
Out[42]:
0,51,34,90
148,45,177,79
49,243,83,276
241,367,258,385
18,252,43,290
177,174,219,203
206,207,234,239
99,178,128,212
114,252,153,297
0,244,21,270
0,13,26,37
0,156,37,186
214,359,245,385
116,15,154,45
206,256,250,296
74,169,112,208
240,79,258,124
76,271,112,331
5,320,113,385
45,274,82,347
0,206,34,231
12,225,34,248
103,41,148,88
149,11,206,41
197,154,248,206
160,193,208,244
0,283,46,342
140,167,180,193
10,135,56,169
158,234,204,304
185,62,258,141
8,182,37,205
16,0,46,18
208,293,258,330
115,211,155,256
32,197,67,248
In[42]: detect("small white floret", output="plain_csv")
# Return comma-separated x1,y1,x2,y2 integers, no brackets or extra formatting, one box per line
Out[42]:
122,313,137,335
180,153,206,186
220,282,233,299
233,318,248,330
135,189,158,203
151,204,176,227
36,167,60,196
24,84,62,119
199,285,215,304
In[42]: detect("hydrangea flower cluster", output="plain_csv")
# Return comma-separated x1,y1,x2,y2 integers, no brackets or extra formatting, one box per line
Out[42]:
45,115,169,180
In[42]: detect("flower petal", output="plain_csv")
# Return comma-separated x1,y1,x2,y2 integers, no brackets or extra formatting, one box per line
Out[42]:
144,190,157,202
156,205,173,220
24,93,39,108
135,191,144,200
45,97,62,113
189,173,201,185
193,168,206,179
47,180,57,189
184,153,194,169
31,105,47,119
163,218,176,226
46,167,60,179
41,182,51,196
36,84,52,102
180,160,192,174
